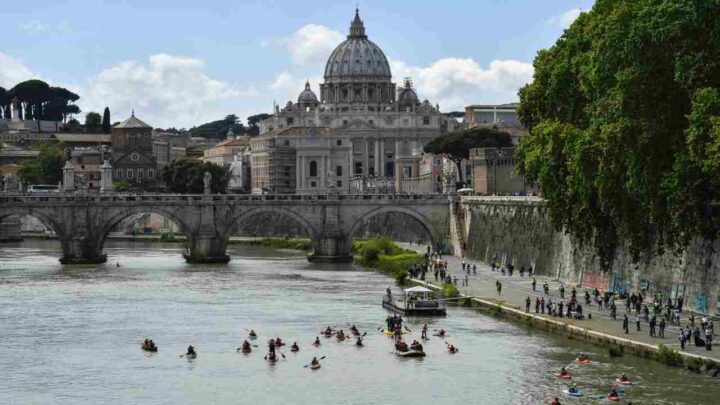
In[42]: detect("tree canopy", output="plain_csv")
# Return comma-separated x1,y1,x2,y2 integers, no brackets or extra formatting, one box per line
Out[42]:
102,107,111,133
85,111,102,128
246,113,271,136
189,114,246,139
17,143,67,185
515,0,720,268
424,127,513,181
161,159,230,194
5,80,80,124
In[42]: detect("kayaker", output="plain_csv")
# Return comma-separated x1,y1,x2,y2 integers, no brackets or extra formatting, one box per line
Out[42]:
310,357,319,367
421,324,428,340
618,374,629,383
356,336,363,346
559,367,569,377
550,396,561,405
395,340,408,352
324,326,333,336
249,329,257,338
275,337,283,346
290,342,299,351
577,352,588,362
337,330,345,340
568,384,579,394
350,325,359,335
186,345,196,356
437,328,446,337
313,337,321,345
242,340,251,351
267,351,277,362
447,343,457,352
268,339,276,354
607,387,619,399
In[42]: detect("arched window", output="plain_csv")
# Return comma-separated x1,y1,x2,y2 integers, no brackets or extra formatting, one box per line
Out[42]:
309,161,318,177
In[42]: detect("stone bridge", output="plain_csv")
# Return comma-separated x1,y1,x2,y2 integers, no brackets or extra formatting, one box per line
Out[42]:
0,193,450,264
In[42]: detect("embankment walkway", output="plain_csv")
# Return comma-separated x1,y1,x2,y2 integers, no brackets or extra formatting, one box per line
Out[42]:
398,243,719,364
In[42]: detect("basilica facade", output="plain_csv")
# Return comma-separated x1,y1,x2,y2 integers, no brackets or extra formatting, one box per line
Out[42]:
257,9,447,193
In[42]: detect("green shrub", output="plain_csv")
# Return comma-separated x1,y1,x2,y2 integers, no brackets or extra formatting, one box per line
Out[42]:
353,237,424,273
656,344,683,367
239,237,312,251
395,269,409,285
686,357,703,373
442,283,459,299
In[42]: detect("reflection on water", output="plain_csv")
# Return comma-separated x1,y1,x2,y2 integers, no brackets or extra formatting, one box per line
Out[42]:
0,239,717,404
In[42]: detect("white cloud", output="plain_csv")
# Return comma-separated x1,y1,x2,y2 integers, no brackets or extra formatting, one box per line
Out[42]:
79,53,258,128
550,8,582,28
19,20,49,33
0,52,37,88
271,24,344,66
390,58,533,111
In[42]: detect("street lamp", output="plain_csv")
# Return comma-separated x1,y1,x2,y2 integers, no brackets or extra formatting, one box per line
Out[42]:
494,147,503,195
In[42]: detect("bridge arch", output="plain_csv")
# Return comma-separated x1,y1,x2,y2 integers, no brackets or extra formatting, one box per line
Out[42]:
227,206,320,243
0,208,65,239
348,206,436,246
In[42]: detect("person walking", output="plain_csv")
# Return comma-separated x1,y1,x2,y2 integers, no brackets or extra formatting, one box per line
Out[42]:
540,297,545,314
649,315,657,337
472,263,477,275
532,276,537,291
623,314,629,334
535,297,540,314
636,314,641,331
496,280,502,295
525,296,531,313
706,327,713,351
679,333,686,350
464,274,469,287
659,318,666,338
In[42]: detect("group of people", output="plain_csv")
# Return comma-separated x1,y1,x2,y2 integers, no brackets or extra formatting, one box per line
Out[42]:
550,354,626,404
141,339,157,352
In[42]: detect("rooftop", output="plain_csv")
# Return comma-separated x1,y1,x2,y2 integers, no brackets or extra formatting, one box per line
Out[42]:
115,112,152,129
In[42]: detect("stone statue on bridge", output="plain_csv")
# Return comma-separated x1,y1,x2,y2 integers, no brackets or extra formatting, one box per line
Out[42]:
3,175,19,193
203,171,212,194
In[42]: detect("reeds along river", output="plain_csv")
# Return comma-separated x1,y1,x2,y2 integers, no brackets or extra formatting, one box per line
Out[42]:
0,239,718,405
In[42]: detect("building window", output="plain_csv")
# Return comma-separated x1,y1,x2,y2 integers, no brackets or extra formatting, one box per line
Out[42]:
337,180,342,188
286,117,294,126
127,169,134,179
309,161,318,177
343,120,348,126
354,162,363,174
336,139,342,146
138,170,144,179
311,181,317,187
336,165,342,176
284,140,290,146
369,119,374,126
116,169,123,179
403,119,409,126
423,116,430,125
148,169,155,179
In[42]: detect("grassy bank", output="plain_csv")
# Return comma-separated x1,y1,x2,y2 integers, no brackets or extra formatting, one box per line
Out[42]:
352,237,425,282
233,237,313,251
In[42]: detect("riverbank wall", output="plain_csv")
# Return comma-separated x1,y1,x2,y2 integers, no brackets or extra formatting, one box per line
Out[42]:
460,196,720,318
410,278,718,373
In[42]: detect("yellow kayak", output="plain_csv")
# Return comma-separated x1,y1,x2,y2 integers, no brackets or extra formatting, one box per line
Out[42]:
382,328,409,336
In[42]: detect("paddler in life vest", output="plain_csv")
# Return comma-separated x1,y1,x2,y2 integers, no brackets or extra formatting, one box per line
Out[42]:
249,329,257,338
268,339,276,354
313,336,321,346
577,352,588,362
355,336,363,346
186,345,196,356
550,397,561,405
350,325,359,335
311,357,319,367
336,330,345,340
437,328,446,337
238,340,251,352
568,383,579,394
447,343,457,352
274,337,283,346
559,367,570,377
324,326,333,336
607,387,619,399
290,342,299,351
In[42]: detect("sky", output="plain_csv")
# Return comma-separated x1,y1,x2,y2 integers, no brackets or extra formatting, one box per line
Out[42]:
0,0,595,129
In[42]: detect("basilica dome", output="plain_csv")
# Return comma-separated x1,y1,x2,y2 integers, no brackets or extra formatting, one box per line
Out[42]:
323,9,392,81
297,81,318,105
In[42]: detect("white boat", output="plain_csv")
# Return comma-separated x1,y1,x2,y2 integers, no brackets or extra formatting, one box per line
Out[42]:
382,286,446,316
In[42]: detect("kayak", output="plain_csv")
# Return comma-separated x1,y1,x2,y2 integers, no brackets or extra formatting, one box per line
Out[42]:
562,390,583,397
575,358,590,364
310,363,321,370
351,329,360,336
274,342,286,347
448,348,458,354
141,345,157,352
615,378,632,386
606,395,620,401
336,335,347,341
382,329,408,336
291,347,299,352
313,342,321,346
248,335,257,340
554,373,572,379
186,353,197,359
432,333,448,337
323,333,333,338
240,347,251,354
267,356,278,363
396,350,426,358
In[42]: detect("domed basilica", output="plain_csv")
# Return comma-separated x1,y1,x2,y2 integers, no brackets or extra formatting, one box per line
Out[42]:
256,8,447,194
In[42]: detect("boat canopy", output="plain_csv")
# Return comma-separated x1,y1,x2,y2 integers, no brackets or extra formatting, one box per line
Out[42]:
404,286,433,294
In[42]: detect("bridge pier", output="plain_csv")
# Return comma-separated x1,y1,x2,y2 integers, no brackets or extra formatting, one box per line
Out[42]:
307,233,352,262
59,236,107,265
183,235,230,264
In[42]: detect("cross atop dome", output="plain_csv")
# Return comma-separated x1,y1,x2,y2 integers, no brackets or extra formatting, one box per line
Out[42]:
349,7,366,38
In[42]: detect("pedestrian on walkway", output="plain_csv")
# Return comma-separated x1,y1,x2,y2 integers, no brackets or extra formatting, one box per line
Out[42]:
679,333,686,350
559,285,565,299
525,296,531,313
636,314,641,331
540,297,545,314
532,277,537,291
453,276,458,285
527,265,533,277
463,274,468,287
520,265,525,277
690,313,695,327
543,282,549,295
558,300,564,318
535,297,540,313
472,264,477,275
649,315,657,337
659,318,666,338
623,314,629,334
677,296,684,312
706,327,713,351
496,280,502,295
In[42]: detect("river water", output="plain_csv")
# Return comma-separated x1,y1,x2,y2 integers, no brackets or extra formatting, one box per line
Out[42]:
0,240,718,404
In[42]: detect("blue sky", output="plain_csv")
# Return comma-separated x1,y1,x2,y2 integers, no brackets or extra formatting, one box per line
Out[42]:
0,0,595,128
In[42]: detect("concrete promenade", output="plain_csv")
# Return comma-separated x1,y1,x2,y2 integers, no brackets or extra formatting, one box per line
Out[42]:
398,243,720,363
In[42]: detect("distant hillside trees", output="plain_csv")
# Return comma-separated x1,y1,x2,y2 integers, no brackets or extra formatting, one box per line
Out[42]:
189,114,246,139
1,80,80,126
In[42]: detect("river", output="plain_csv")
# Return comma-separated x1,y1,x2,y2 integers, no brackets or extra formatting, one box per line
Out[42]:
0,239,717,404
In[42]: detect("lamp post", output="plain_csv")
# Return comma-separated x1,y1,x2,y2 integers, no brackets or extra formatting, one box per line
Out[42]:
494,147,503,195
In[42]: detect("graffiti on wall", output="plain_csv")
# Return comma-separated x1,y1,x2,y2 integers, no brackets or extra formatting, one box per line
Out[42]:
694,292,708,314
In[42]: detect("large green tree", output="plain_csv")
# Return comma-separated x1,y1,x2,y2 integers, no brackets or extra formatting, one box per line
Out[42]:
424,127,513,182
515,0,720,268
161,159,229,194
85,111,102,128
38,143,67,184
246,113,271,136
102,107,111,133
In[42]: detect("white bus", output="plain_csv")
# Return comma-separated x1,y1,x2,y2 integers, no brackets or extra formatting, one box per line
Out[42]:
27,185,60,194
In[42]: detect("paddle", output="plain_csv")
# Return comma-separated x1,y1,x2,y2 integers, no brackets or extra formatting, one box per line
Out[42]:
303,356,326,368
278,350,286,359
595,388,625,400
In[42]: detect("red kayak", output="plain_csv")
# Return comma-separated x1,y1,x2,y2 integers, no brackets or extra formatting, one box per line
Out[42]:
555,373,572,379
291,347,299,352
606,395,620,401
575,358,590,364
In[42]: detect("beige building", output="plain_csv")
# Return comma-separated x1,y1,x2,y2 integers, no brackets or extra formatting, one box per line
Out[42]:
260,9,448,192
69,147,103,190
470,147,535,195
251,126,351,194
202,130,251,166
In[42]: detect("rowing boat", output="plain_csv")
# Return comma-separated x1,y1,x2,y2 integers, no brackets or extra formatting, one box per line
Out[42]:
395,350,426,358
310,363,321,370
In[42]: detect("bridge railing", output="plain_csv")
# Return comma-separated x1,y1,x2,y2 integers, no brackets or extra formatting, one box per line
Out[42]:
0,193,451,204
